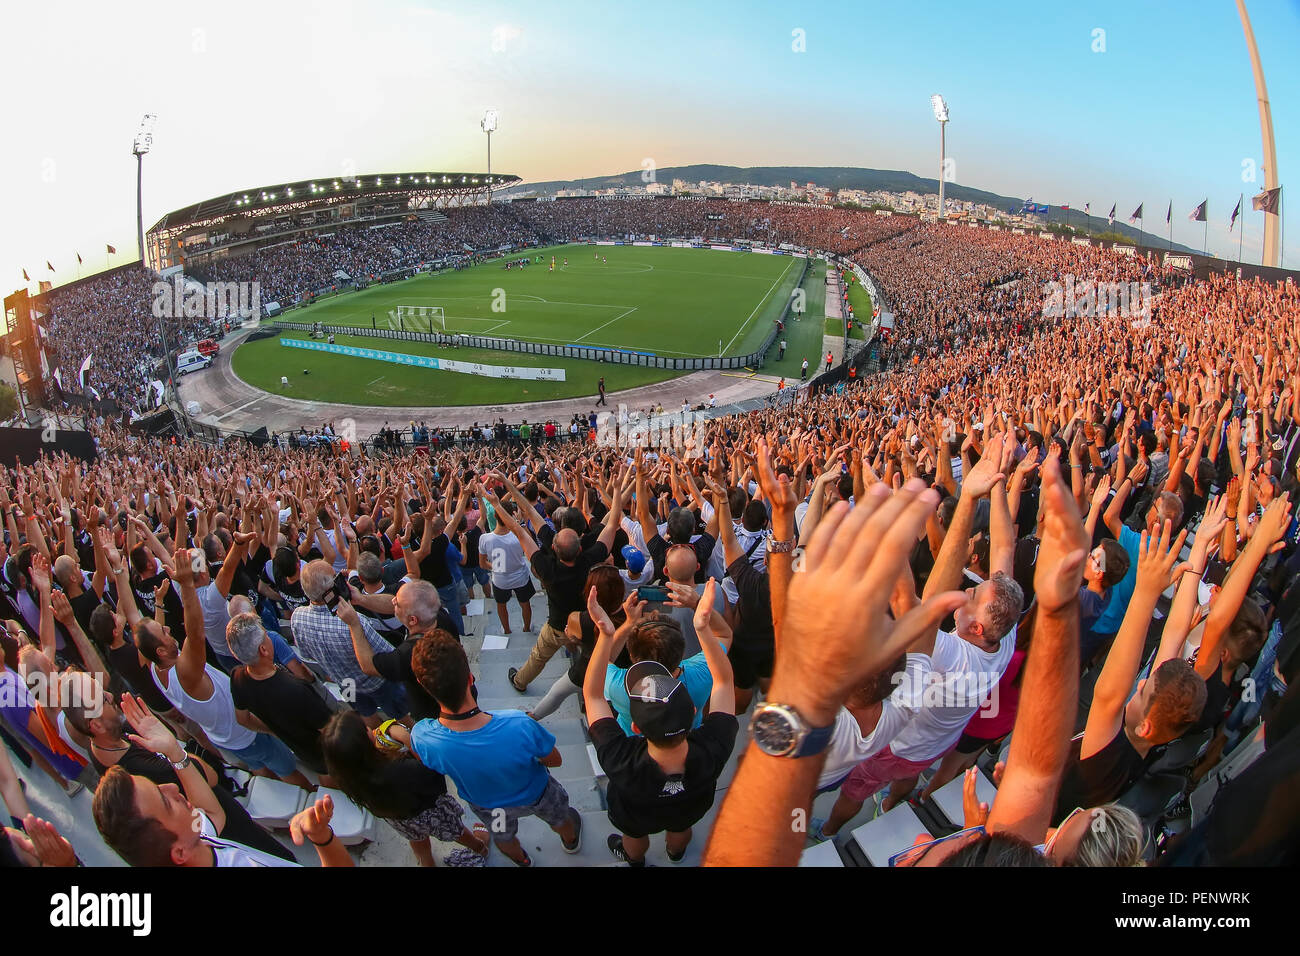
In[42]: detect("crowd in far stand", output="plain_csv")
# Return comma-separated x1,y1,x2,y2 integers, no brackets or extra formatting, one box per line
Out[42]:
3,210,1299,868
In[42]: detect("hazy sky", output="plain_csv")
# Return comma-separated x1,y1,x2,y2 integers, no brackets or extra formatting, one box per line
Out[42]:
2,0,1296,292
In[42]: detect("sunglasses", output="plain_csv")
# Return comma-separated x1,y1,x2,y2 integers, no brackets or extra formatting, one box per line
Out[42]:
889,825,985,867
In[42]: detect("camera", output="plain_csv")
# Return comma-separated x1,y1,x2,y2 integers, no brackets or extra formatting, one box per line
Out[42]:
324,571,352,613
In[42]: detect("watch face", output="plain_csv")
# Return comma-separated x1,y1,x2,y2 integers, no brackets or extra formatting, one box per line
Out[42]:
752,708,798,756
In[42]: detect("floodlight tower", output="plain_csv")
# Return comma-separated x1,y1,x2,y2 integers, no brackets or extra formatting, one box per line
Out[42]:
132,113,157,269
482,109,498,203
931,95,949,222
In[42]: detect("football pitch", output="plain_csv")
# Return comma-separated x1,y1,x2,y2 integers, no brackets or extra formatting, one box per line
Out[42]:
232,243,806,407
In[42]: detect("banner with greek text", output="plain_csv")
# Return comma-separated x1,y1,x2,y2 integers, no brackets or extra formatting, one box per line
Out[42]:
280,337,566,381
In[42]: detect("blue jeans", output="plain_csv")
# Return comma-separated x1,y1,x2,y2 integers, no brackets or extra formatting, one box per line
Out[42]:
437,583,464,637
1225,619,1286,742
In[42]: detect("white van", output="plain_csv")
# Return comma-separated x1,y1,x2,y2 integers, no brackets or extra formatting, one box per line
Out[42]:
176,350,212,375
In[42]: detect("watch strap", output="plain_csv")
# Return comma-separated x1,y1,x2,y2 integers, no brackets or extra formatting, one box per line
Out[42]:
794,721,834,757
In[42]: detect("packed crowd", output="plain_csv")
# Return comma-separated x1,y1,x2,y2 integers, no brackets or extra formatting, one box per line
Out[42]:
10,203,1300,867
4,243,1299,867
37,196,915,421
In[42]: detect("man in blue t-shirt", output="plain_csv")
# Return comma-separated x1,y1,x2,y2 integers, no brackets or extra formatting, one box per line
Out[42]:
407,634,582,867
1086,465,1184,662
604,611,732,737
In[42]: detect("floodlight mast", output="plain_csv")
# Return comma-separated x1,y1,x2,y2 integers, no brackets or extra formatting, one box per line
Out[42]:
931,95,949,222
482,110,498,203
132,113,157,270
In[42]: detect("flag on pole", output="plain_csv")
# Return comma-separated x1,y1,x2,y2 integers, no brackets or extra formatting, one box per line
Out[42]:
1084,203,1091,214
1129,204,1144,223
76,252,83,265
1252,187,1281,214
1107,204,1116,225
1188,200,1207,222
1229,197,1242,232
46,261,55,272
1166,201,1173,224
22,268,30,281
106,243,116,254
79,353,92,389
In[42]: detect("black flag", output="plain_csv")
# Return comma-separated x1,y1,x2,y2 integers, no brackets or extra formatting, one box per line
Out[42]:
1188,200,1207,222
1166,201,1173,224
1129,204,1143,223
1252,187,1281,214
1229,197,1242,232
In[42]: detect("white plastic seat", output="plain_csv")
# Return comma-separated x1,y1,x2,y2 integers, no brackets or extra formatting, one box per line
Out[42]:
317,787,377,845
799,839,845,867
929,768,997,829
243,776,309,828
848,802,931,866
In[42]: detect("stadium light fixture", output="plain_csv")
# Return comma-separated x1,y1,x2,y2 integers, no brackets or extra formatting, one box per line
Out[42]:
931,94,949,221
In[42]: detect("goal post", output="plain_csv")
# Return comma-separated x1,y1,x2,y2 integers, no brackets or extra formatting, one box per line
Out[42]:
392,305,446,333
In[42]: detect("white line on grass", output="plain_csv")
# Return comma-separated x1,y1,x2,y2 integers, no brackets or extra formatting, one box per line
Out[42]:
573,307,640,343
722,256,796,355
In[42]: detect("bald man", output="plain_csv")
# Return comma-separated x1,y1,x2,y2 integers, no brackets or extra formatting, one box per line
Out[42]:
486,485,622,693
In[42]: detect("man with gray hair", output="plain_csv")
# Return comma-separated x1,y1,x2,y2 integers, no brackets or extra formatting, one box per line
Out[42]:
227,612,333,780
291,559,409,728
342,579,459,720
816,432,1027,838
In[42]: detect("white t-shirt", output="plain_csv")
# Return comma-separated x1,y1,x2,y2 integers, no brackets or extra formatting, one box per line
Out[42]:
818,690,916,790
479,531,530,589
197,580,232,657
887,626,1017,763
196,810,299,867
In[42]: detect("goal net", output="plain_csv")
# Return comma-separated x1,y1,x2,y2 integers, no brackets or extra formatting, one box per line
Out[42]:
390,305,446,333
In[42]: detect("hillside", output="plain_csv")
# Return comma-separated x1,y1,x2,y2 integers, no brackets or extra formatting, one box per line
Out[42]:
499,164,1197,254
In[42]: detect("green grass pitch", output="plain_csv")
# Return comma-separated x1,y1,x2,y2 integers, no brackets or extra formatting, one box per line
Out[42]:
232,243,805,407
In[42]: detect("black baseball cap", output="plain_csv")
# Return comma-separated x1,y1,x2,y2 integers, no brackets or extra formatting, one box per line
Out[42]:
625,661,695,740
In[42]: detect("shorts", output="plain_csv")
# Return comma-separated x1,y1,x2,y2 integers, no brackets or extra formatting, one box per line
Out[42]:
467,774,572,840
494,579,537,605
840,747,934,803
353,681,409,719
728,642,774,690
456,580,470,607
225,732,298,778
954,731,1003,756
467,566,492,588
386,792,466,842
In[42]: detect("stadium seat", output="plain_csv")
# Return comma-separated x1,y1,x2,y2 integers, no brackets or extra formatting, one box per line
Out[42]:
799,839,846,867
846,802,932,867
317,788,377,846
926,767,997,830
242,777,309,828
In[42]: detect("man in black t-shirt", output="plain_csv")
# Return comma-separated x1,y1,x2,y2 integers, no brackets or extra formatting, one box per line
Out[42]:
485,483,621,692
583,580,737,866
226,613,333,776
340,581,460,721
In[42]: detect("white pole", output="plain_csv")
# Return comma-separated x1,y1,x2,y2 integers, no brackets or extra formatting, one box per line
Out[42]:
938,120,946,222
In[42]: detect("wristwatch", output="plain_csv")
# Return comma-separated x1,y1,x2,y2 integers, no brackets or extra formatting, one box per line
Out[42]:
751,702,834,758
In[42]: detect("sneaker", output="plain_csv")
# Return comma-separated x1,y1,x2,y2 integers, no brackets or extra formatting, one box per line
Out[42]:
561,809,583,854
666,845,687,864
608,833,645,867
508,667,526,693
807,816,830,844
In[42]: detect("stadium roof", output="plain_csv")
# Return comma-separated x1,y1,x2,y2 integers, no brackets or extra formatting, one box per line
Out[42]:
147,170,521,234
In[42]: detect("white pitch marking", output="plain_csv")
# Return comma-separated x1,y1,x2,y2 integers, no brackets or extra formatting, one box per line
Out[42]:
573,307,639,343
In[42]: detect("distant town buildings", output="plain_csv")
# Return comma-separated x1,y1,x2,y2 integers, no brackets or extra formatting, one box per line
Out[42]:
509,176,1046,227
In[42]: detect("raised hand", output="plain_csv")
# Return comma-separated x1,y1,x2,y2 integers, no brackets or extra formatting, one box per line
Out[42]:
289,795,336,847
1033,456,1089,614
1133,520,1189,597
776,479,967,724
120,693,183,762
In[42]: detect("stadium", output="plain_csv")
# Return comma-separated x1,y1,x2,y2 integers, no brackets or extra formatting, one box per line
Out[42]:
0,1,1298,911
